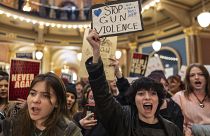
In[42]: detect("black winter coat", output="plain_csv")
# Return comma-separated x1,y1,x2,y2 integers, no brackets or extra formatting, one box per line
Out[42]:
85,57,183,136
73,111,109,136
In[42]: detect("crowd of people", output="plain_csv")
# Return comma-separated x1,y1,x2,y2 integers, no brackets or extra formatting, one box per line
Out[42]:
0,29,209,136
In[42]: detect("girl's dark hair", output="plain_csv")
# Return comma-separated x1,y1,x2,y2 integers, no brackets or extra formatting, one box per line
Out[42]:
167,74,185,90
126,77,165,116
184,63,210,98
81,84,92,106
149,70,167,83
13,72,68,136
147,70,168,97
0,71,9,81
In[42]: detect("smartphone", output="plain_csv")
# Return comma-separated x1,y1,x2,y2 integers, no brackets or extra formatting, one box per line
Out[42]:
84,104,96,119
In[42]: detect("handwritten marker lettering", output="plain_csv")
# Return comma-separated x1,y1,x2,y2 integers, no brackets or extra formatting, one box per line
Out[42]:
91,1,143,37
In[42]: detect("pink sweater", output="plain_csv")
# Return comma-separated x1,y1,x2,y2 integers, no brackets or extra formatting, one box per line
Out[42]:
172,91,210,136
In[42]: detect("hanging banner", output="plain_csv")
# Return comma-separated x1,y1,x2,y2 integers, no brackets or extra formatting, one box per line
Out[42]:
9,59,40,101
145,56,165,76
79,28,117,80
91,0,143,37
129,53,149,77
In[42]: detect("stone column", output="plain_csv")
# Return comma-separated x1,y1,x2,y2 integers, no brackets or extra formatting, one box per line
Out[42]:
183,26,201,64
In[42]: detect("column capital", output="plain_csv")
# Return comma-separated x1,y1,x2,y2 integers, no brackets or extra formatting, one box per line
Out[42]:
128,42,137,50
35,43,44,50
183,26,200,36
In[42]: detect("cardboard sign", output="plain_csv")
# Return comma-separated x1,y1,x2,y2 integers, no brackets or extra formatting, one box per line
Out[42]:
129,53,149,77
145,57,165,76
9,59,40,101
79,28,117,80
204,65,210,74
91,0,143,37
61,73,72,83
179,65,187,81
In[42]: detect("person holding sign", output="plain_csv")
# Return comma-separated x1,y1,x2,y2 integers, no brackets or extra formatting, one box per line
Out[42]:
85,29,182,136
0,71,26,119
0,71,9,119
0,72,82,136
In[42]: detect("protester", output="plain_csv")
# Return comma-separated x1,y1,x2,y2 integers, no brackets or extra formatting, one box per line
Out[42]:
85,29,182,136
173,63,210,136
75,81,84,111
109,58,130,105
167,74,185,95
0,71,26,119
65,83,78,120
73,84,108,136
0,71,9,119
0,72,82,136
148,70,184,131
149,70,171,97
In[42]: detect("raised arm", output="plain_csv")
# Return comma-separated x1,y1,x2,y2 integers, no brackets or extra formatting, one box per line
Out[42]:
109,58,130,105
85,30,131,136
86,29,101,64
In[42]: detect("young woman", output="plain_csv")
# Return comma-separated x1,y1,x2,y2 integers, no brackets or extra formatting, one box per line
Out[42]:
0,71,9,119
0,72,82,136
65,83,78,120
148,71,184,131
173,64,210,136
167,75,185,95
0,71,26,119
73,84,109,136
85,29,182,136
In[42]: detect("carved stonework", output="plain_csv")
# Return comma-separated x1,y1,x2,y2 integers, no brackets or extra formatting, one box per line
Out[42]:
183,26,200,36
6,33,16,40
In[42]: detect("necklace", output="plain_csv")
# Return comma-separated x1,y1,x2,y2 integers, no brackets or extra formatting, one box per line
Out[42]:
192,91,207,108
34,131,43,136
34,128,44,136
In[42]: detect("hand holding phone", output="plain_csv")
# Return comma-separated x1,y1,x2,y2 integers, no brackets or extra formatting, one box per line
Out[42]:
79,112,97,129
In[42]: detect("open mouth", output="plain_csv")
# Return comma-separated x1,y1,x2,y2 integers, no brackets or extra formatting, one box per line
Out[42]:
143,103,153,111
0,92,7,96
194,81,202,87
67,103,72,108
31,107,41,114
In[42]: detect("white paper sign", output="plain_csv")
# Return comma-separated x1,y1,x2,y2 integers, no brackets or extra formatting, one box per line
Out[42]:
79,28,117,80
178,65,187,81
91,0,143,37
145,57,165,76
204,65,210,74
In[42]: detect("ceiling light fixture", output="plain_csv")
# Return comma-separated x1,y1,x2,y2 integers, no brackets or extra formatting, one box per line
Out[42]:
197,0,210,28
152,40,161,51
115,50,122,59
152,7,161,52
35,50,43,60
23,0,32,12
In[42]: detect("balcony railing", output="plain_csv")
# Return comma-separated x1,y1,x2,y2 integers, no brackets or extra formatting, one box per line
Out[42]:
0,1,91,21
